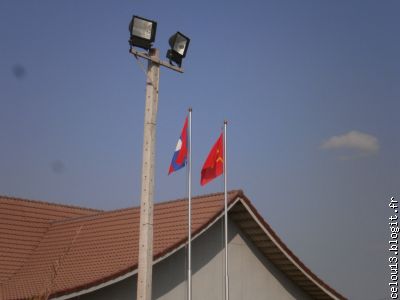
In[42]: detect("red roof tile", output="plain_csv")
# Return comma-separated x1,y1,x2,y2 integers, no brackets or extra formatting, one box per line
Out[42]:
0,196,101,293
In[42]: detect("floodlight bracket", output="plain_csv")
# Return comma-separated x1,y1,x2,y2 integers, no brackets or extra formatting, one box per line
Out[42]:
130,48,184,73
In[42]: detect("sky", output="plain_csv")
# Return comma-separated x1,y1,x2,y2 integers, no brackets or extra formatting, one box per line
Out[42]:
0,1,399,299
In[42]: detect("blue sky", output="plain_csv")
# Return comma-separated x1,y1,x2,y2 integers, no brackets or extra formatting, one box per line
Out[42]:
1,1,399,299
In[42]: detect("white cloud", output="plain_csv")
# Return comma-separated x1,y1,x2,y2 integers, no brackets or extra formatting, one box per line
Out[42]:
321,130,379,156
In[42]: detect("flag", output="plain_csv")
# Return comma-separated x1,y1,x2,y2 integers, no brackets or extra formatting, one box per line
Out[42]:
200,133,223,186
168,116,188,175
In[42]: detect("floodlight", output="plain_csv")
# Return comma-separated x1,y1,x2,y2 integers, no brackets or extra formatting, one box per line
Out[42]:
166,32,190,67
129,16,157,50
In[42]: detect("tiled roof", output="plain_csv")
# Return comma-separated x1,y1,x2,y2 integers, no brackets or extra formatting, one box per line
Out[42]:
0,191,345,300
0,196,101,290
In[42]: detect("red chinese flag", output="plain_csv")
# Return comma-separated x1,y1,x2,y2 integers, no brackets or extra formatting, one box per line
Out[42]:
200,133,224,186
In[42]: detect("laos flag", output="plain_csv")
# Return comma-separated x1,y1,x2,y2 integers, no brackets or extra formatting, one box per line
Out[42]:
168,116,188,175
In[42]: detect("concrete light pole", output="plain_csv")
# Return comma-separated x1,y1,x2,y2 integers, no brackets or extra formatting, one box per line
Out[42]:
130,47,183,300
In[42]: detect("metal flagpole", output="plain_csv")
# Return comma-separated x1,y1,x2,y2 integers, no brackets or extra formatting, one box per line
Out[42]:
223,120,229,300
188,108,192,300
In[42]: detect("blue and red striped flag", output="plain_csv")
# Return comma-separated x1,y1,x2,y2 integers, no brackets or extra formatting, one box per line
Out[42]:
168,116,188,175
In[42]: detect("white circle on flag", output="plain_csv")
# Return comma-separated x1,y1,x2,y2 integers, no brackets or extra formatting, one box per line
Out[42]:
175,138,182,151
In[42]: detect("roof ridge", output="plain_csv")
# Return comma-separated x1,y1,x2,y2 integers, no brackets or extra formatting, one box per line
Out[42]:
49,190,243,225
0,195,102,213
104,189,243,214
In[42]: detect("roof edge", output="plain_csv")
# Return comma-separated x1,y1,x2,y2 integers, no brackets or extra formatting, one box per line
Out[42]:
237,195,347,300
106,189,244,214
50,190,243,225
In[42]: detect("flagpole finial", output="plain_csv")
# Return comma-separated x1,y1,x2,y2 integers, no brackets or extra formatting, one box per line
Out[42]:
189,107,192,112
224,120,228,125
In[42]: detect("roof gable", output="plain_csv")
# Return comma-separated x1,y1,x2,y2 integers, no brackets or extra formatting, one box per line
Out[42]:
230,195,346,300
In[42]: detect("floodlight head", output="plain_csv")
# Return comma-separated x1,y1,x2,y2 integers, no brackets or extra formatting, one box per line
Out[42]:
129,15,157,50
166,32,190,67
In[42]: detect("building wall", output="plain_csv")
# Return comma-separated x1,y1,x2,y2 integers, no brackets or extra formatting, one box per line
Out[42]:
74,219,313,300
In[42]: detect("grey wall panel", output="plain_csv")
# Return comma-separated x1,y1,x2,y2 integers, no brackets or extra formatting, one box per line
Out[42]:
75,219,313,300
